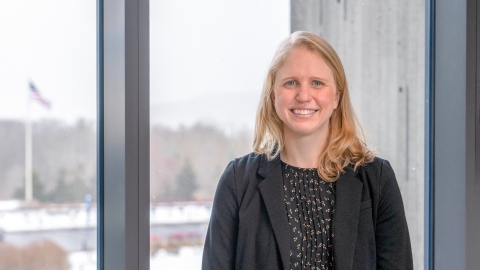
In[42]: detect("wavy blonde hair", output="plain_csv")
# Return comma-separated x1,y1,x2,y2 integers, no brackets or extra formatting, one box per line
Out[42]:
253,31,375,181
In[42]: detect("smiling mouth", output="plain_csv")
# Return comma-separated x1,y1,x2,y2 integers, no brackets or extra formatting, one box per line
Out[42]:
292,109,318,115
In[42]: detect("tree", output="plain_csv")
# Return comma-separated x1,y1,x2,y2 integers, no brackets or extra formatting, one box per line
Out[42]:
49,168,89,204
171,159,198,200
13,171,47,201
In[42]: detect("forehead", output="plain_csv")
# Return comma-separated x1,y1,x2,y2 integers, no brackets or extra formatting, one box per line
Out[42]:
277,45,333,77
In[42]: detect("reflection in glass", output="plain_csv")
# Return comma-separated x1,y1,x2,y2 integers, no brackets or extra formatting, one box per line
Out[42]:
0,1,97,269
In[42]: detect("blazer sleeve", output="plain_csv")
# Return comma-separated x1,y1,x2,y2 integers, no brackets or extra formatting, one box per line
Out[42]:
202,161,238,270
375,160,414,270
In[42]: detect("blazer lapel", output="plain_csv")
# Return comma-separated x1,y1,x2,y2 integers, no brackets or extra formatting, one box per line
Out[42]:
333,166,363,270
257,155,290,270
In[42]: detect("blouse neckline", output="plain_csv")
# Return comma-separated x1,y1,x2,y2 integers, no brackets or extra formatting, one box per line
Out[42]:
280,159,317,171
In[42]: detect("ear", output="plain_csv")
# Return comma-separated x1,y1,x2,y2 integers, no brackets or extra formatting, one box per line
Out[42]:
270,92,276,107
333,90,340,109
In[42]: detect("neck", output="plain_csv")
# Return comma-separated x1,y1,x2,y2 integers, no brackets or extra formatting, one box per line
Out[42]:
280,129,329,169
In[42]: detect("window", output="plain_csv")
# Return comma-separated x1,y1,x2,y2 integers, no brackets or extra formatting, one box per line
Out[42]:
0,1,97,269
149,1,289,268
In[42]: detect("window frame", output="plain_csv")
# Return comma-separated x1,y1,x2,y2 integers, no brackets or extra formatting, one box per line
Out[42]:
97,0,150,269
427,0,480,268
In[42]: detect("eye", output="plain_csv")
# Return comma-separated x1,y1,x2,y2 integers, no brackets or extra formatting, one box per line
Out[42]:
312,80,323,87
285,80,298,87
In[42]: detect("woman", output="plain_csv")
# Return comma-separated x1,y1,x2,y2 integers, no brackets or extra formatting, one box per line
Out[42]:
202,31,413,270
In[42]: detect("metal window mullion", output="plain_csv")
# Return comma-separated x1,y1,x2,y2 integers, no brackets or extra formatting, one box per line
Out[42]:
138,0,150,268
432,0,480,268
424,0,434,269
433,0,467,267
466,0,480,268
99,0,149,269
97,0,104,269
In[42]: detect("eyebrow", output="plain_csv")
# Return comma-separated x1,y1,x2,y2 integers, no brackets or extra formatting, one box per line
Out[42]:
278,76,330,82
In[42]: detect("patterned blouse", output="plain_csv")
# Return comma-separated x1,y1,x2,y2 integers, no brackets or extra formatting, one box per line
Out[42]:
281,161,335,270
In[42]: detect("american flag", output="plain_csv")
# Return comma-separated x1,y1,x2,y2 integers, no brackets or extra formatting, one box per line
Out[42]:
29,81,51,110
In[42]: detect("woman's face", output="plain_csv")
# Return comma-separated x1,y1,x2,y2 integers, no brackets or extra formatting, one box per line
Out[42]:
272,46,339,139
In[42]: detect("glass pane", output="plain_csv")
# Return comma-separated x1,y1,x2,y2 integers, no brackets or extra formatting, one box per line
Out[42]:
0,1,97,269
151,0,424,269
149,0,289,268
291,1,425,269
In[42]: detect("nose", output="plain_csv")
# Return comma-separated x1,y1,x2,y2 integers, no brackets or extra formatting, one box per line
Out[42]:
296,84,312,102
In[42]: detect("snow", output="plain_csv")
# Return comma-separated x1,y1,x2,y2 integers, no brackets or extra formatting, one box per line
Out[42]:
150,246,203,269
1,202,209,269
0,200,21,211
68,246,203,270
0,202,211,233
69,251,96,270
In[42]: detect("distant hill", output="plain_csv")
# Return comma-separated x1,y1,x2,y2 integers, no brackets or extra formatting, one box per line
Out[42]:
0,119,252,202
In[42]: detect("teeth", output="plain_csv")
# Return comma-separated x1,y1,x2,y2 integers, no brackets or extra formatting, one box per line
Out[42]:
293,109,316,115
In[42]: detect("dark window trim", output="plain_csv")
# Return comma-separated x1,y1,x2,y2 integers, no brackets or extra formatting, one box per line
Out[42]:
465,0,480,268
96,0,104,269
429,0,480,268
424,0,434,269
97,0,150,269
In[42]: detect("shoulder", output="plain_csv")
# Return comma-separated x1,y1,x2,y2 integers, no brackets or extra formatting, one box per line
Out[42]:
359,157,397,191
231,152,263,167
361,156,389,171
228,152,263,176
216,152,264,205
360,156,394,177
218,152,263,189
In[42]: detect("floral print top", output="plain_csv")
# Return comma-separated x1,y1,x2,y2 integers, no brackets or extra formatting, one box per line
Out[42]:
281,161,335,270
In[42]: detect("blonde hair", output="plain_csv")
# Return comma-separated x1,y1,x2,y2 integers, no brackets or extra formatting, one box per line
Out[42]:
253,31,375,181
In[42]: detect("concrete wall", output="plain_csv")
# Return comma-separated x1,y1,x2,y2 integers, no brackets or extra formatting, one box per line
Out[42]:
291,1,425,268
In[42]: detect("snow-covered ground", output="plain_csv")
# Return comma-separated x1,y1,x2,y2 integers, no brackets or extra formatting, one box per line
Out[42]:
151,247,203,269
69,250,96,270
150,204,211,225
69,246,204,270
0,207,96,232
0,201,211,232
1,201,208,269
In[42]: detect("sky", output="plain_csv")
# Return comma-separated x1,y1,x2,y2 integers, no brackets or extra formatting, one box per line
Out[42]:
0,0,290,132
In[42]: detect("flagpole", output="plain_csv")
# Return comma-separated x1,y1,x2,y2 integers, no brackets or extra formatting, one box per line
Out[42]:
25,80,51,202
25,90,33,202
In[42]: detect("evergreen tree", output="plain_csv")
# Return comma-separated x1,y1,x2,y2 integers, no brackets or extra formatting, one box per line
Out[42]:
49,168,89,203
13,171,47,201
172,159,198,200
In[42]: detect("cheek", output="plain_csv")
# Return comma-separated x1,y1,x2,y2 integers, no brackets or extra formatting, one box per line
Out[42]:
272,93,291,120
272,91,286,108
322,90,339,108
273,97,283,116
272,94,278,107
271,88,278,107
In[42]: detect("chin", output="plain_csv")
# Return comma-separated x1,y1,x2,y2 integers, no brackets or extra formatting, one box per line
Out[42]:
288,127,320,137
284,123,329,138
294,130,318,137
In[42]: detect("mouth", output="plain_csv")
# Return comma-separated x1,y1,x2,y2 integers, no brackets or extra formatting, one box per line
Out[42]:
291,109,318,115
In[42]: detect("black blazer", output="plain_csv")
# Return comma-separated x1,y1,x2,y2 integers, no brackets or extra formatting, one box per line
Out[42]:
202,153,413,270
